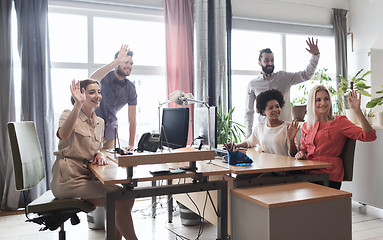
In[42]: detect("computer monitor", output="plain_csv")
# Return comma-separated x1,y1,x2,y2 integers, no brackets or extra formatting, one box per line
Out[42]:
161,107,189,149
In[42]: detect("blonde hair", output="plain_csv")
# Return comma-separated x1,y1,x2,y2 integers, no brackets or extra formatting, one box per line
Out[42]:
306,85,334,129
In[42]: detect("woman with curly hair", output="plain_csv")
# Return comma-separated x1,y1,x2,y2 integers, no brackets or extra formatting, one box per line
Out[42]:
235,89,300,157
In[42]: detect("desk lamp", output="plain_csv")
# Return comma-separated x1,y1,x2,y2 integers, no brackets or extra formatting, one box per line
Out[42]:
159,90,212,150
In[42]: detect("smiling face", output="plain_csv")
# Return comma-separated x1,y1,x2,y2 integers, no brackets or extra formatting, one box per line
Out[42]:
84,83,102,109
314,90,331,118
115,56,133,78
262,99,281,120
259,52,275,75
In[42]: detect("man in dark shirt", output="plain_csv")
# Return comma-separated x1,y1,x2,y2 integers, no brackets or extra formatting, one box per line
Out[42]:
91,44,137,150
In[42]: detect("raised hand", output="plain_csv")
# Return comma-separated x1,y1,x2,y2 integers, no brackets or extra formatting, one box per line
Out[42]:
348,90,362,111
305,37,320,55
286,120,300,142
116,44,131,63
70,80,86,106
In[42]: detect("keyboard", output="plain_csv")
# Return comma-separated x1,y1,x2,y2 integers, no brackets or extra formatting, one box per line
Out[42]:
149,170,171,176
213,148,228,156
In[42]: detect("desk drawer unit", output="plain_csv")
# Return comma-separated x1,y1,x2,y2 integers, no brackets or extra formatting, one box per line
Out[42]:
231,182,352,240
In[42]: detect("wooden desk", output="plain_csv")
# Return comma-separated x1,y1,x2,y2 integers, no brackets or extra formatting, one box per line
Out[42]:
89,148,230,240
112,147,215,167
174,149,332,233
211,149,332,175
231,182,351,209
91,157,231,185
231,182,352,240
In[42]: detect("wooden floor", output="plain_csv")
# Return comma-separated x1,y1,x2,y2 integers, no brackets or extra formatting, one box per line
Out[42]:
0,198,383,240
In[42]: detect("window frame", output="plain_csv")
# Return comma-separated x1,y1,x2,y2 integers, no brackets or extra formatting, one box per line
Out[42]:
48,2,167,146
230,19,336,128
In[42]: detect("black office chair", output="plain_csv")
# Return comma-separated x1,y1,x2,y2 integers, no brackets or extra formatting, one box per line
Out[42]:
296,129,356,182
7,121,95,240
340,137,356,181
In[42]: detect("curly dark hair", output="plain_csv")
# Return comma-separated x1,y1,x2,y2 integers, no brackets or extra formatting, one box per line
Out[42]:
70,79,100,105
256,89,285,115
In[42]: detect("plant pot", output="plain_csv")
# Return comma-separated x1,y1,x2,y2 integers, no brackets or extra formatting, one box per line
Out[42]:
291,105,307,122
377,112,383,126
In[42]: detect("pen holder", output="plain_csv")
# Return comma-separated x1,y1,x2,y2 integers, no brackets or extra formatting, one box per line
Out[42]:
228,150,253,166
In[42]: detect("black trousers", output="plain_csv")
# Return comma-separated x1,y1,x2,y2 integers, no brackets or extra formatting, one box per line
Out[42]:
328,181,342,190
314,180,342,190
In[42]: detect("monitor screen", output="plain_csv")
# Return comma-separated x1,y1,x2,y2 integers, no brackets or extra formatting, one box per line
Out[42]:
161,107,189,149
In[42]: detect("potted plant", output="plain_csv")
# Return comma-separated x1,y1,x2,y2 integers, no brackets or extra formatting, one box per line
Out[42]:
291,84,308,122
362,109,375,125
290,68,337,121
335,69,371,123
337,69,371,97
366,85,383,126
217,97,246,144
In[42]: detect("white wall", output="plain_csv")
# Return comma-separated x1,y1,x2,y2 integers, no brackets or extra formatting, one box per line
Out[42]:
349,0,383,113
349,0,383,51
232,0,348,26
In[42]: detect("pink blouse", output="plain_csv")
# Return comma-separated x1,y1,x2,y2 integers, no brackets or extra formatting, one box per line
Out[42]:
300,115,377,182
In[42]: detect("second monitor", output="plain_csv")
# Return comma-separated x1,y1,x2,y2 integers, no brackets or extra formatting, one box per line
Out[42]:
161,107,189,149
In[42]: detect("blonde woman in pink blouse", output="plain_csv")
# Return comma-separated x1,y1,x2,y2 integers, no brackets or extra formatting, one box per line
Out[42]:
295,85,377,189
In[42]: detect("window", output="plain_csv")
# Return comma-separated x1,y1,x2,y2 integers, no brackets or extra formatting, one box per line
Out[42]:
231,24,336,127
11,6,21,121
49,13,88,63
48,4,167,147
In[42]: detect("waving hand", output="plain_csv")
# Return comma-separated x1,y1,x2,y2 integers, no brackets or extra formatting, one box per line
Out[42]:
115,44,131,63
70,80,86,106
305,37,320,55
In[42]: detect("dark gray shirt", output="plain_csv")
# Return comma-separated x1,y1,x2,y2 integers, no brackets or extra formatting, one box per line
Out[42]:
95,71,137,140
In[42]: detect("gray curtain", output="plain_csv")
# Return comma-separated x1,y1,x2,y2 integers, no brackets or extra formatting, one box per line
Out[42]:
0,0,17,210
332,8,348,86
14,0,55,201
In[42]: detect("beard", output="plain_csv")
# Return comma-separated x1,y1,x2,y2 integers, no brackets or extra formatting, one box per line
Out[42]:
116,66,129,78
262,65,274,75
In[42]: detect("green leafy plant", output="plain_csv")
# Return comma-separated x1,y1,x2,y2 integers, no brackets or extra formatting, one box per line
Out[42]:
335,69,371,114
290,84,308,107
366,85,383,109
217,97,246,144
290,68,336,108
314,68,337,95
337,69,371,97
